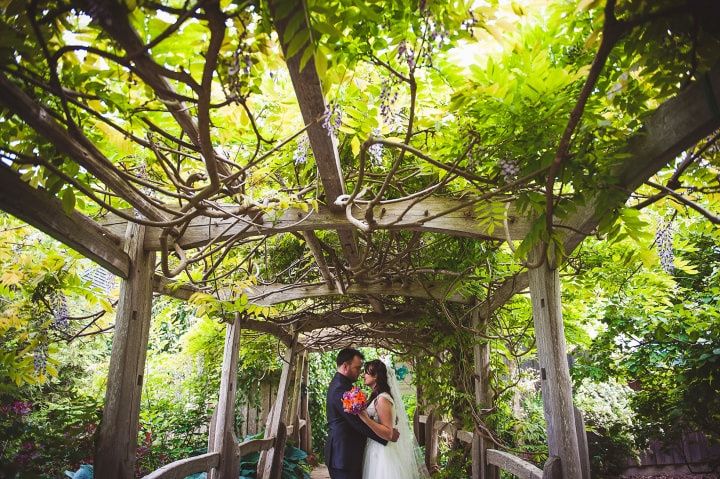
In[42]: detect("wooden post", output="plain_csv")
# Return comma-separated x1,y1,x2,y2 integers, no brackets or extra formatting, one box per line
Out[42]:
287,350,305,444
268,422,288,479
209,315,242,479
247,393,258,435
471,305,498,479
528,245,582,479
258,334,298,478
424,408,439,472
414,384,425,447
258,382,271,433
95,223,155,479
300,352,312,452
574,406,591,479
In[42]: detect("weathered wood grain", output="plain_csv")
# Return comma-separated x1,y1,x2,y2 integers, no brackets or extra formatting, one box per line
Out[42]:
486,450,543,479
95,224,156,479
258,336,298,478
208,315,242,479
472,307,497,479
237,437,275,455
528,245,581,479
153,275,471,305
102,196,528,250
140,452,220,479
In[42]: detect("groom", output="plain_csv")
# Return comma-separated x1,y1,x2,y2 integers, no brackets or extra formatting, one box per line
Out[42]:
325,348,400,479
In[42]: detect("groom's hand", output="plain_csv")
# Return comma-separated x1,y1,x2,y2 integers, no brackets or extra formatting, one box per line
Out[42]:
390,428,400,442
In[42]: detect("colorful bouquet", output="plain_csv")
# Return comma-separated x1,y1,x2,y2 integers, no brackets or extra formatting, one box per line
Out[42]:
342,386,367,415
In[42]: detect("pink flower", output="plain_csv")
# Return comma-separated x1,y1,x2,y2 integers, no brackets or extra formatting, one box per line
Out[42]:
11,401,32,415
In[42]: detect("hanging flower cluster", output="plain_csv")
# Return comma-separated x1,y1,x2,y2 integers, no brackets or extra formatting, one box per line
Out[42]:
369,129,384,165
379,80,399,125
397,40,415,70
497,158,520,182
321,103,343,139
51,291,69,330
33,345,47,374
461,10,479,35
293,136,309,165
655,219,675,274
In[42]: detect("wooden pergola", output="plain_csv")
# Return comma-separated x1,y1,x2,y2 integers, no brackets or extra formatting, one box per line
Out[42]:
1,1,719,478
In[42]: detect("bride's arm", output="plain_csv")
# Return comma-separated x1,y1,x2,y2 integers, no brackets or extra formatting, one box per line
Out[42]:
359,397,395,441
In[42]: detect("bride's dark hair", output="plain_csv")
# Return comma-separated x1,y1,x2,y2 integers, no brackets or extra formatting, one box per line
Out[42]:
365,359,392,404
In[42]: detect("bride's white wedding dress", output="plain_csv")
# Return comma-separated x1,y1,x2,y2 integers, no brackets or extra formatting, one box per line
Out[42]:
361,373,429,479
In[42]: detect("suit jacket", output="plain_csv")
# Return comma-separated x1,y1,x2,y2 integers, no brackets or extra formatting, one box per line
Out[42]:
325,372,387,471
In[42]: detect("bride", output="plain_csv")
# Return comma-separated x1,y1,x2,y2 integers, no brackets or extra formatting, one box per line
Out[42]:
358,359,430,479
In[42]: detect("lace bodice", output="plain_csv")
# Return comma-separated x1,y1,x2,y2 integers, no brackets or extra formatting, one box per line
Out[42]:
366,392,395,423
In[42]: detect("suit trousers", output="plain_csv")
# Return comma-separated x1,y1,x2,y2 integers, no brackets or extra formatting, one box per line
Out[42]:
327,467,362,479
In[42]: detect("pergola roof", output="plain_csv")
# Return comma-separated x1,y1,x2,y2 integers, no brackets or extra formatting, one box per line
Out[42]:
0,0,719,351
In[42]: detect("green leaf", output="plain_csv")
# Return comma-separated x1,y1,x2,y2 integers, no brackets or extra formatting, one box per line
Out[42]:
61,188,75,215
299,45,314,72
286,30,310,59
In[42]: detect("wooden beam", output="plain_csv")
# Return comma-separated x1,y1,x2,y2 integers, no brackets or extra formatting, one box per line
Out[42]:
95,224,156,479
140,452,220,479
237,437,275,456
246,279,471,305
269,0,367,288
0,73,166,221
153,275,470,306
103,196,526,250
485,450,543,479
268,422,288,479
481,62,720,320
208,315,242,479
0,166,130,278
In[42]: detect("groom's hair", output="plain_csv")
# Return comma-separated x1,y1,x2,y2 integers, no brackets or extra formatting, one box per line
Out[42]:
336,348,364,366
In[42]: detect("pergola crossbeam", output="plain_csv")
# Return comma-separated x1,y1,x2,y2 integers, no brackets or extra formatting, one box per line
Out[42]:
0,165,131,278
102,196,529,250
152,274,470,305
481,62,720,319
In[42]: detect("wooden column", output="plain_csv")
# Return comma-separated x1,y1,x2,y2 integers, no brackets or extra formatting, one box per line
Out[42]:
258,334,298,478
299,351,312,452
424,408,439,472
471,306,497,479
209,315,242,479
95,223,155,479
414,384,425,446
574,406,591,479
287,350,305,444
527,245,582,479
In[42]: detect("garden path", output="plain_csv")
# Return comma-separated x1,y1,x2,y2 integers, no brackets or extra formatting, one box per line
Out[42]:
310,465,330,479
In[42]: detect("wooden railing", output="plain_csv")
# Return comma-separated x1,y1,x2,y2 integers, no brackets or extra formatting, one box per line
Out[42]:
140,420,307,479
141,452,221,479
416,415,561,479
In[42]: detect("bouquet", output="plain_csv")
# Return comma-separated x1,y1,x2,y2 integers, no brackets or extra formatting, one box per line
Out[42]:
342,386,367,415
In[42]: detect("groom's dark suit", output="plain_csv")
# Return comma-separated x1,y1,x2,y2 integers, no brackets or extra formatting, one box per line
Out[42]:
325,372,387,479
